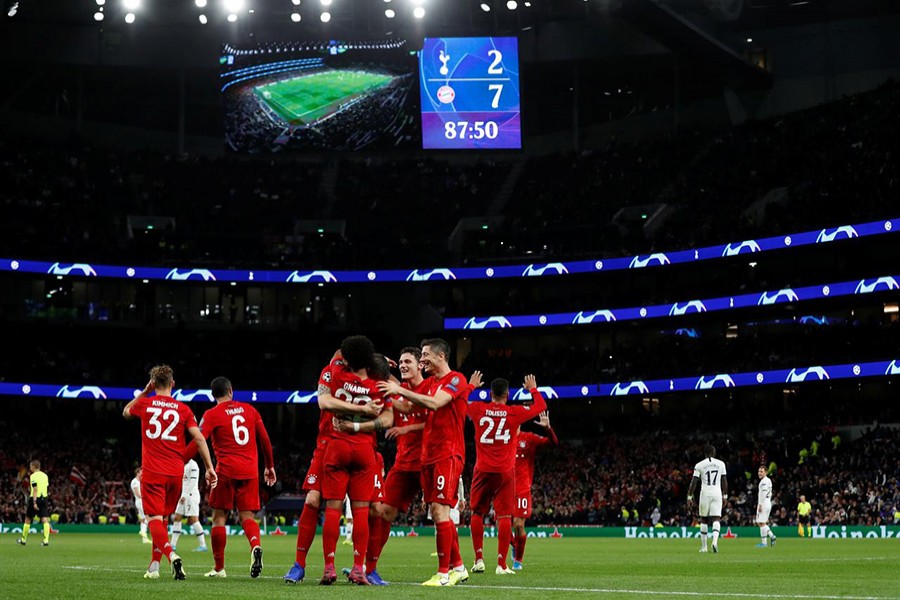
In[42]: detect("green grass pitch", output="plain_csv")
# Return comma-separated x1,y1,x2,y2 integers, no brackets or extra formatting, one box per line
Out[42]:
254,70,394,125
3,533,898,599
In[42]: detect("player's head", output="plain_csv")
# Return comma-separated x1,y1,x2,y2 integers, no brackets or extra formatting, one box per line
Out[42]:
29,460,40,472
370,353,392,381
211,376,233,402
149,364,174,393
340,335,376,372
758,465,767,479
398,346,422,382
490,378,510,404
703,444,716,459
134,466,142,479
420,338,450,375
800,494,806,503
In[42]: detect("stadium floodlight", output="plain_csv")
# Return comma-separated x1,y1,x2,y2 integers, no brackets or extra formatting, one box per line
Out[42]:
291,0,300,4
7,2,17,17
320,0,331,5
223,0,244,13
125,11,135,22
480,3,490,11
385,8,394,17
199,13,208,23
507,0,517,9
195,0,207,7
122,0,140,10
383,0,391,2
227,12,237,21
93,10,104,20
320,10,330,21
95,0,106,5
290,11,300,21
413,6,425,18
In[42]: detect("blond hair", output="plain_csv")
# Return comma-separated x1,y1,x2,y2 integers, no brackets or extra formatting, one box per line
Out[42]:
149,364,174,389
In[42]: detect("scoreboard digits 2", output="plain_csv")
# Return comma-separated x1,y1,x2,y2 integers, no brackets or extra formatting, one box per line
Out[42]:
419,37,521,150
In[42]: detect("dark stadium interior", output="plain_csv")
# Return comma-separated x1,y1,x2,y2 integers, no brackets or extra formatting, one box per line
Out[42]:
1,0,899,546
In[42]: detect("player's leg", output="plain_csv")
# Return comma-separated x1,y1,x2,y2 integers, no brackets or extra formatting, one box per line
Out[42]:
321,441,352,585
233,478,264,577
494,472,515,573
373,470,420,582
285,449,325,583
345,451,376,585
18,514,32,544
321,498,344,584
207,509,229,576
469,469,490,571
137,502,150,543
512,516,527,569
698,510,709,553
421,464,453,586
711,515,721,552
342,495,354,545
798,515,805,537
188,517,207,551
41,514,51,546
170,511,185,550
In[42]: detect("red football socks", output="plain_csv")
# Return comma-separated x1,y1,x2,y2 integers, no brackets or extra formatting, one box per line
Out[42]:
449,521,463,569
211,525,227,571
497,517,512,567
366,514,382,574
470,514,485,562
322,507,341,570
242,519,261,548
351,506,369,570
148,520,172,561
294,504,319,567
435,520,453,574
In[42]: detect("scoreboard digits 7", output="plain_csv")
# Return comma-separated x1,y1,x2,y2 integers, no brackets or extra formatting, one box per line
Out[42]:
419,37,521,150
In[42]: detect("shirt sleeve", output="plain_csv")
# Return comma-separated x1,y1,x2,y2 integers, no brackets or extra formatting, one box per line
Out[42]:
254,409,275,469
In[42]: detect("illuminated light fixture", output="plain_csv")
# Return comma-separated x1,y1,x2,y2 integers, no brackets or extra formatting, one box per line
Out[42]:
227,12,237,21
292,0,300,4
413,6,425,18
96,0,106,5
291,11,300,21
385,8,394,17
384,0,391,2
93,10,104,20
223,0,244,13
199,13,208,23
195,0,206,7
7,2,18,17
320,0,331,5
125,11,135,22
507,0,517,9
122,0,140,10
746,37,753,43
480,3,490,11
320,10,330,21
524,1,531,5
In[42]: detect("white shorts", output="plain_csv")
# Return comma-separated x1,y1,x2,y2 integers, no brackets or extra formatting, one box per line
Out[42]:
756,503,772,524
177,491,201,518
450,507,460,526
699,494,723,518
135,499,146,520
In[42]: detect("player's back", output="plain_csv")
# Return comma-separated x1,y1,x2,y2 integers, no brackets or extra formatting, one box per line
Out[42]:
469,391,546,472
132,395,198,477
693,457,727,497
514,432,548,488
201,400,262,479
325,364,386,446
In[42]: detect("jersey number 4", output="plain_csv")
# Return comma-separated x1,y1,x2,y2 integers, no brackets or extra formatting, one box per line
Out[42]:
479,416,511,445
145,407,180,441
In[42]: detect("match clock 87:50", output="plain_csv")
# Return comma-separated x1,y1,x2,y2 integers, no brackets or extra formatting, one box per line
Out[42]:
444,120,500,140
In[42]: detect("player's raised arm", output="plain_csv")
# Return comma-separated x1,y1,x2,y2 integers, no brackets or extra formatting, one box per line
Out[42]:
123,380,154,419
188,424,217,490
522,374,548,414
536,411,559,445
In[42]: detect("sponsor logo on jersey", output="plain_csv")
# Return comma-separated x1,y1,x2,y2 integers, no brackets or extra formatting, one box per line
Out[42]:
669,300,707,316
816,226,858,243
572,310,617,324
694,375,736,390
285,270,338,283
172,389,215,402
165,268,217,281
511,386,559,401
406,268,457,281
628,254,670,269
721,240,761,256
462,316,512,329
854,277,899,294
521,263,569,277
610,381,650,396
56,385,107,399
785,367,830,383
757,288,799,305
47,263,97,277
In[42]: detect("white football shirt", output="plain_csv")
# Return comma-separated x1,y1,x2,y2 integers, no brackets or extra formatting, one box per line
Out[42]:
693,457,727,497
758,476,773,505
181,459,200,496
130,477,141,499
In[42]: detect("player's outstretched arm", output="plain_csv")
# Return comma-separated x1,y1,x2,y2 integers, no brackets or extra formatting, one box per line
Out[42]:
123,381,153,419
332,406,395,434
188,425,217,489
317,384,384,417
385,421,426,440
378,380,452,411
536,412,559,445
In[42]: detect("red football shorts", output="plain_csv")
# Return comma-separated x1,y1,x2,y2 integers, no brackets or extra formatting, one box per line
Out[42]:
514,490,533,519
420,456,463,506
383,470,421,512
208,474,260,512
470,468,515,517
322,438,376,502
302,445,326,492
141,471,182,517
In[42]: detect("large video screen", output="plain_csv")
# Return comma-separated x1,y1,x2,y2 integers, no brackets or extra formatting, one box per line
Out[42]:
419,37,521,150
222,40,419,153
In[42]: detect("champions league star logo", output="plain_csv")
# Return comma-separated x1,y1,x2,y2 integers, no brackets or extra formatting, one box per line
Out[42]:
694,375,736,390
511,387,559,401
285,270,338,283
462,316,512,330
286,391,317,404
785,367,830,383
165,268,216,281
56,385,107,399
610,381,650,396
406,268,457,281
47,263,98,277
439,49,450,76
172,389,215,402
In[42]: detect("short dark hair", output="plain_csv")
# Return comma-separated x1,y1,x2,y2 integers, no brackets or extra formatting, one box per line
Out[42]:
370,354,391,381
211,376,232,399
491,378,510,398
704,444,716,458
341,335,376,371
421,338,450,361
400,346,422,361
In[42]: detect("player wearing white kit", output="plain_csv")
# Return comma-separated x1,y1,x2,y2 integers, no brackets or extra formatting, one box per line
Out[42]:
131,467,151,544
755,466,777,547
342,494,354,546
171,459,207,552
687,444,728,553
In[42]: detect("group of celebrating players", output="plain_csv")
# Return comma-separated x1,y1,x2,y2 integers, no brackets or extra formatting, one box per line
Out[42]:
124,335,556,586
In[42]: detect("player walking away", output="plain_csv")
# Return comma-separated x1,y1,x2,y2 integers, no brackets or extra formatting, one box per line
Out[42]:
194,376,276,579
687,444,728,553
16,460,51,546
797,495,812,537
468,375,547,575
123,364,217,580
755,466,777,547
171,459,207,552
512,410,557,570
317,335,393,585
377,338,479,587
131,467,151,544
366,346,429,584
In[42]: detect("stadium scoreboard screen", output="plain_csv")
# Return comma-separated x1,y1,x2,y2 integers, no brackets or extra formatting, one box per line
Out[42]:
419,37,521,150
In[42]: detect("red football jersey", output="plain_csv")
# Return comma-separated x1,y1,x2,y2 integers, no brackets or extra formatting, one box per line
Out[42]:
130,395,198,477
421,371,470,466
391,378,431,471
468,390,547,473
515,430,556,494
319,360,389,446
199,400,274,480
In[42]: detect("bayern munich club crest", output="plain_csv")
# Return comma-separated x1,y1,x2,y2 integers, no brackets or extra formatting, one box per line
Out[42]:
307,475,317,485
437,85,455,104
